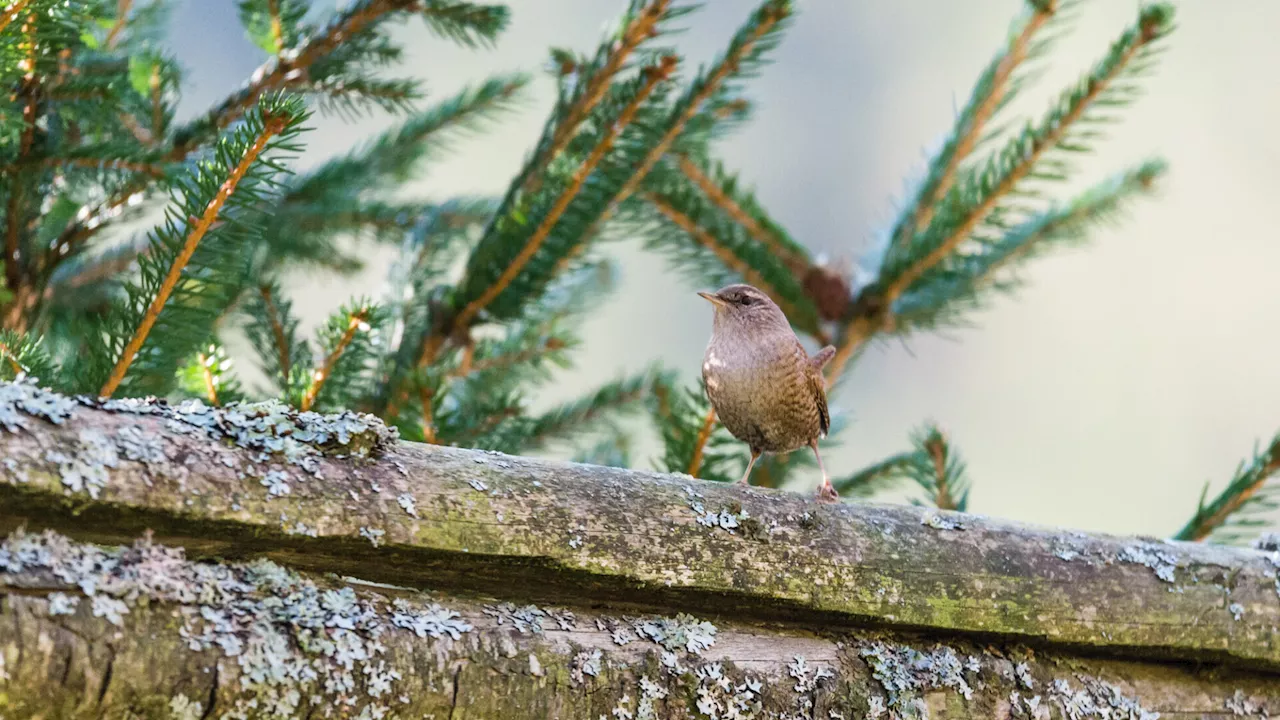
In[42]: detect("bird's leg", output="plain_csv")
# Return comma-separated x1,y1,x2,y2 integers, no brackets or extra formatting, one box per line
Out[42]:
811,440,839,503
737,448,761,486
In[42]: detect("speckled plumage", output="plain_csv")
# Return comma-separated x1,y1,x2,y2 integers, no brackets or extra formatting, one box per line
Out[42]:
698,284,839,502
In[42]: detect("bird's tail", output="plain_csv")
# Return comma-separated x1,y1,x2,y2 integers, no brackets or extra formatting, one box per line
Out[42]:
809,345,836,371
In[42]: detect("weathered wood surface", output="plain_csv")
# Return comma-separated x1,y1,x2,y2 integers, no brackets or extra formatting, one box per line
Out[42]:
2,530,1278,719
0,380,1279,717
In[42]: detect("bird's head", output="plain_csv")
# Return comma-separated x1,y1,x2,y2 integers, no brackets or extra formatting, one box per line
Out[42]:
697,284,790,331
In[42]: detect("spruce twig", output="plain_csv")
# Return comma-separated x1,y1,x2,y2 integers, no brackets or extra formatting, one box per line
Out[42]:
0,0,32,36
196,349,221,406
300,305,371,411
686,407,717,477
104,0,132,50
674,153,808,276
1175,434,1280,543
519,0,672,197
826,5,1173,383
412,56,677,373
257,284,293,388
888,0,1056,249
644,191,806,326
0,339,24,376
99,112,292,398
551,1,795,287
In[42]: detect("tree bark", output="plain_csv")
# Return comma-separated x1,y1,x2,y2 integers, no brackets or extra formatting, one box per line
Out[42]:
1,380,1278,718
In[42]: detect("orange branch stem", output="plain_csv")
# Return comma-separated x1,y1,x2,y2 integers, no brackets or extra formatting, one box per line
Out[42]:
0,341,25,376
902,5,1053,241
99,115,289,398
105,0,132,49
415,56,676,372
300,307,369,412
686,407,718,477
196,352,220,407
0,0,32,35
521,0,670,196
675,153,808,275
257,285,292,388
268,0,285,54
1184,449,1280,542
827,17,1152,385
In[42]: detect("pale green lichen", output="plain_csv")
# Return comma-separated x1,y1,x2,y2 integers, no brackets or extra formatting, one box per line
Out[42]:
482,602,577,635
784,655,833,719
694,661,764,719
0,529,468,719
1117,543,1178,583
396,493,418,518
1049,676,1159,719
168,693,204,720
45,427,119,498
88,394,399,467
116,424,167,464
1225,689,1266,717
0,378,77,432
859,640,975,717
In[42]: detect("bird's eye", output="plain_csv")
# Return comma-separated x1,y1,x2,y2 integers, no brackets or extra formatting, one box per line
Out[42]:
738,295,754,305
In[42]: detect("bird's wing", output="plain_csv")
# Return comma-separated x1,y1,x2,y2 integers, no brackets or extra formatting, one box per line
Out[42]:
797,340,831,437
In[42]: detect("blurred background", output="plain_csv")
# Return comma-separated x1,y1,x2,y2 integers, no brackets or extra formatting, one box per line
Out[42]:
155,1,1280,538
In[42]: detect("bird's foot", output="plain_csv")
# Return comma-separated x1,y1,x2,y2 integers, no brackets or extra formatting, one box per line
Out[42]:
734,476,751,486
815,479,840,504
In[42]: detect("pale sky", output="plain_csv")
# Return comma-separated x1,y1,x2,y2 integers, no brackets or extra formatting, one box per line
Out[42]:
157,1,1280,540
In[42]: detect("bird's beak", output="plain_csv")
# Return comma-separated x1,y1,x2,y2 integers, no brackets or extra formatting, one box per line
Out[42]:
697,291,727,308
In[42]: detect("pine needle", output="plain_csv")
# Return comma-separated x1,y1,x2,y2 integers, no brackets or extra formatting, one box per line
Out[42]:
99,109,295,398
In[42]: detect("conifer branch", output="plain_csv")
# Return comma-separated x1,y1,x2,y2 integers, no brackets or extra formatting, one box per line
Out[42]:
3,11,38,299
416,57,676,371
892,159,1166,334
170,0,411,155
99,112,292,398
0,0,32,36
0,340,23,376
268,0,284,54
548,0,795,300
24,156,166,178
888,1,1055,249
643,190,814,336
827,5,1173,383
686,407,717,477
833,451,917,497
257,284,292,386
196,350,221,406
922,426,962,511
0,329,57,383
104,0,132,50
1174,434,1280,543
300,306,370,411
608,1,791,227
524,0,672,190
523,369,667,451
449,337,565,379
674,153,808,276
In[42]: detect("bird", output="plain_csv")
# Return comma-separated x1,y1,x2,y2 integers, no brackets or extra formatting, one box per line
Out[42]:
697,283,840,503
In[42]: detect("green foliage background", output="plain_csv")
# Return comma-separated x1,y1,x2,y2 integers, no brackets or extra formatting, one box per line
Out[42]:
1,0,1273,546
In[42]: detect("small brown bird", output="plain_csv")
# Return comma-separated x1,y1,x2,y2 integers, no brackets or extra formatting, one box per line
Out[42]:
697,283,839,503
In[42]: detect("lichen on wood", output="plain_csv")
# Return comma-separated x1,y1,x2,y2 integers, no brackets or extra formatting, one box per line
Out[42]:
2,530,1277,719
1,379,1280,717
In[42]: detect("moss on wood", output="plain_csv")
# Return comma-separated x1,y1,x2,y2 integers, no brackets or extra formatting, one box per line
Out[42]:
2,379,1280,684
1,530,1277,719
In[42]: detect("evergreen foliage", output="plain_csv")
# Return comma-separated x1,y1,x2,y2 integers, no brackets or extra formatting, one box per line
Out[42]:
1,0,1271,544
